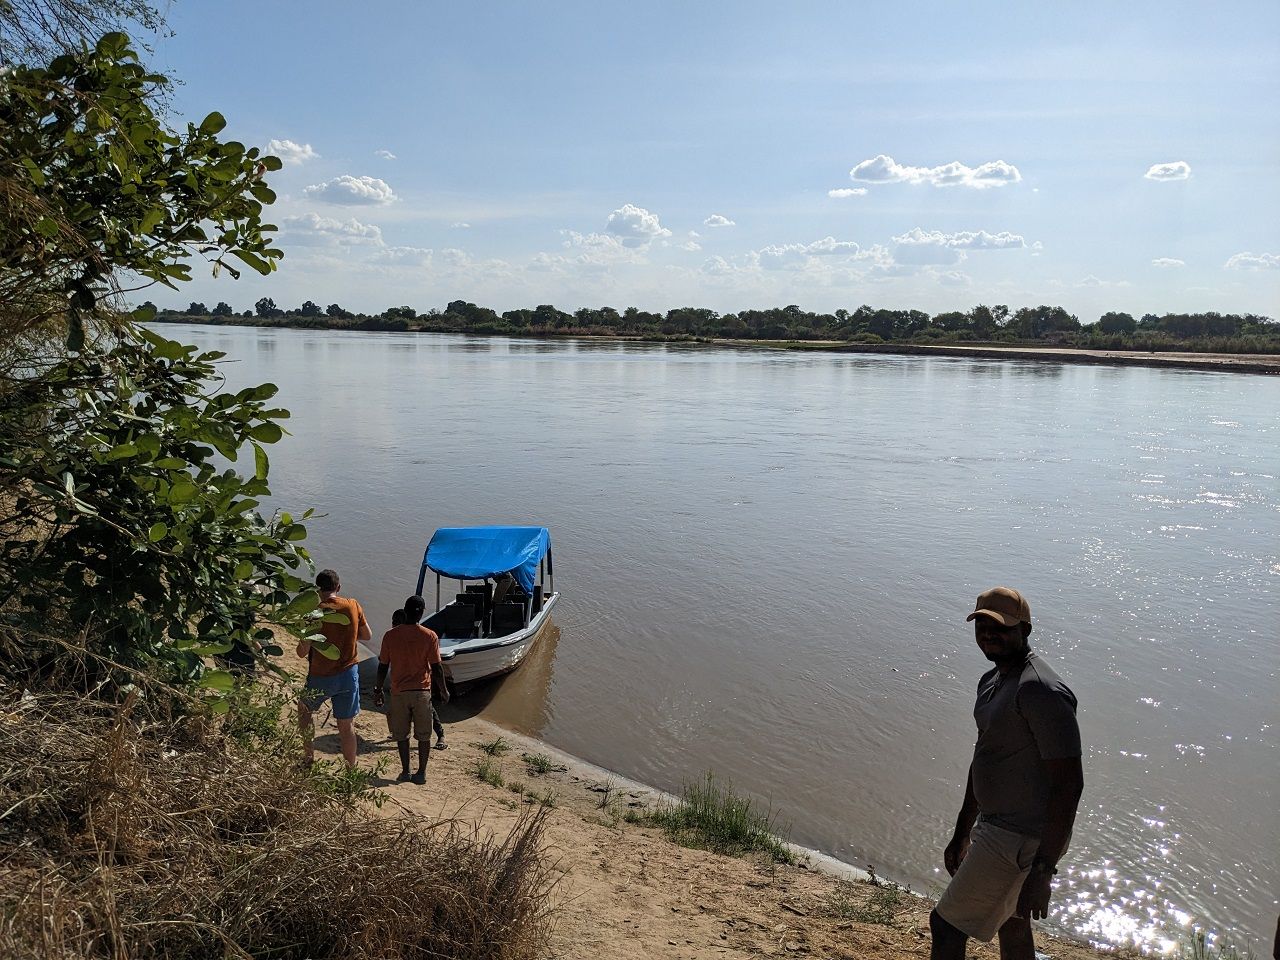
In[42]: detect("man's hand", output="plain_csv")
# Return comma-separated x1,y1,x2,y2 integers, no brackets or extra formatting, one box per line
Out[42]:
437,684,450,706
943,833,970,876
1017,865,1053,920
373,688,385,708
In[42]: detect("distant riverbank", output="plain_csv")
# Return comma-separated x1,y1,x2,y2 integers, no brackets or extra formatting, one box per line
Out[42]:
152,316,1280,375
746,339,1280,375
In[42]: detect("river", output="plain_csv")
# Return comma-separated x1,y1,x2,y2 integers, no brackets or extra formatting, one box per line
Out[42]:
166,324,1278,952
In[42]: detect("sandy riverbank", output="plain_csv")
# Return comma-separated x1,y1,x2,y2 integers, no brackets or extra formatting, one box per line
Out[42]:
728,340,1280,375
313,702,1128,960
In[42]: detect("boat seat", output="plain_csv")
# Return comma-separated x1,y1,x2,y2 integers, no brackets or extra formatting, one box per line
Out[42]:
437,603,479,638
490,602,527,636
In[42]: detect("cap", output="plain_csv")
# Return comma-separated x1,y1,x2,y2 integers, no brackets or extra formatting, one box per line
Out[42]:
965,586,1031,627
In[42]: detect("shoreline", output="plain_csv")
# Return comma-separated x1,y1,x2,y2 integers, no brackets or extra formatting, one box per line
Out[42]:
154,319,1280,376
328,691,1141,959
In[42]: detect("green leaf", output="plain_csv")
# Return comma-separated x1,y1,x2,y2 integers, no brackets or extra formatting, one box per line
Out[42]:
139,207,165,235
199,111,227,135
249,422,283,444
148,522,168,542
191,641,234,656
252,441,269,480
233,560,254,579
310,640,340,661
198,670,235,691
321,611,351,625
168,477,198,503
106,442,139,461
21,157,46,187
285,591,321,615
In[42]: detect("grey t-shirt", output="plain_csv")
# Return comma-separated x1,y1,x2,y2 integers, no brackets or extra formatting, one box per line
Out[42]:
971,652,1080,837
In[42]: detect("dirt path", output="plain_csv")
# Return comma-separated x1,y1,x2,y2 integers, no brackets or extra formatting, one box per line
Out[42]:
308,705,1127,960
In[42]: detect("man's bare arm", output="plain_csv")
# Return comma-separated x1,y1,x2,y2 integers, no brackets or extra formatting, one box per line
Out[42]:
373,663,389,706
1036,756,1083,865
944,763,979,875
1018,755,1084,920
431,662,450,704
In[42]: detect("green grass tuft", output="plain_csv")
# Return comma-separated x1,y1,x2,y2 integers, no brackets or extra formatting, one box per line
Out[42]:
521,751,559,775
477,736,511,756
473,757,505,788
646,772,792,864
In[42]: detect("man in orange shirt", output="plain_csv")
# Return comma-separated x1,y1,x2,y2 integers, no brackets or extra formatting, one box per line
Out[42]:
375,594,449,784
296,568,371,769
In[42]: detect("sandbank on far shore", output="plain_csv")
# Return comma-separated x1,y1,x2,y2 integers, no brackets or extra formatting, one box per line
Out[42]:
720,339,1280,375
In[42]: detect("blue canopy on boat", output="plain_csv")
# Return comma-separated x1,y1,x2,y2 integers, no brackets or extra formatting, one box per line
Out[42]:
422,526,551,594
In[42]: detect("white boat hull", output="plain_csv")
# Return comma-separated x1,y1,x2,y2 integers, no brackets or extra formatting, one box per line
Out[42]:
440,592,559,685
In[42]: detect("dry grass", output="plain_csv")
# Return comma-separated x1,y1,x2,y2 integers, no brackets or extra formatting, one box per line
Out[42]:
0,684,557,960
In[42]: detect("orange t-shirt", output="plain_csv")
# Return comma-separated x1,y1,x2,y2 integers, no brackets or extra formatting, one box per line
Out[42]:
307,595,367,677
378,624,442,694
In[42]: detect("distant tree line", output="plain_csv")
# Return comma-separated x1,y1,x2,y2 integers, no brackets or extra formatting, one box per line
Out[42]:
148,299,1280,354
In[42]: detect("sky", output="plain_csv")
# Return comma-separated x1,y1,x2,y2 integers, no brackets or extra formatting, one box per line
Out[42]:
145,1,1280,320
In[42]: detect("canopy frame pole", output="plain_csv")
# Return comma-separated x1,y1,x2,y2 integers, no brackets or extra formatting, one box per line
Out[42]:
539,557,545,593
435,573,441,612
547,546,554,596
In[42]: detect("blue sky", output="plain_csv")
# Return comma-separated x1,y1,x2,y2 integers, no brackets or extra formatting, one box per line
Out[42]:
148,1,1280,319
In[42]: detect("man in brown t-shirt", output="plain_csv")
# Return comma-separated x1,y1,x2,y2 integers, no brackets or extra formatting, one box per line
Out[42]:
296,568,371,769
374,594,449,784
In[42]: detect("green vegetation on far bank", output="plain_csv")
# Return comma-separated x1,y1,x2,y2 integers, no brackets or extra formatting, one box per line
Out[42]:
154,298,1280,355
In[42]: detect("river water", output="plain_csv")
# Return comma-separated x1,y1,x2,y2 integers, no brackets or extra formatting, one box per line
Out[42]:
169,324,1278,952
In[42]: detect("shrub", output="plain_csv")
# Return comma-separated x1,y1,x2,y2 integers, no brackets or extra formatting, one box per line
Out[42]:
0,685,556,960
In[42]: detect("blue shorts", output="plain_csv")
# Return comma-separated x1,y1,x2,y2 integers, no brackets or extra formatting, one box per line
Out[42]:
301,665,360,720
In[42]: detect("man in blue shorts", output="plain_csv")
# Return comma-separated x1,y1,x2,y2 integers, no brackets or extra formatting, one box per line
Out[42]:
931,587,1084,960
296,568,371,769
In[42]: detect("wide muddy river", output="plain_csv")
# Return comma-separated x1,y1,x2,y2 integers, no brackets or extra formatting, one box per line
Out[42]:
170,324,1277,952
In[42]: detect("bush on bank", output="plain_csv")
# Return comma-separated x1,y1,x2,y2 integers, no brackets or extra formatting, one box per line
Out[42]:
0,681,557,960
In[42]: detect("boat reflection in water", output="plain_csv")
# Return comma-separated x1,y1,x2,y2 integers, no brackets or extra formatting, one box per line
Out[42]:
440,621,560,737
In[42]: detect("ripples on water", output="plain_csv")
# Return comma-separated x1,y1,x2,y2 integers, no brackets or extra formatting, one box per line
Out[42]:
170,327,1279,953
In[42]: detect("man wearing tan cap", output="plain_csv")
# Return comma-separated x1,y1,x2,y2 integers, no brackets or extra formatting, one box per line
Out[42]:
930,587,1084,960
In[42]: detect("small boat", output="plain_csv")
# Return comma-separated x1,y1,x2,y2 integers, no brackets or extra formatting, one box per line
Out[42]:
414,526,559,686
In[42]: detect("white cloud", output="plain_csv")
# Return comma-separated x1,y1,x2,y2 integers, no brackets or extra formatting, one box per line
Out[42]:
752,237,863,271
700,256,733,276
304,175,396,206
893,227,1027,250
1151,257,1185,268
933,270,971,287
451,222,471,229
1144,161,1191,181
1224,251,1280,270
606,203,672,247
850,154,1022,189
890,228,1026,266
703,214,736,227
1077,275,1132,288
283,213,383,245
375,149,397,160
372,246,433,266
267,139,319,165
681,239,702,251
827,187,868,198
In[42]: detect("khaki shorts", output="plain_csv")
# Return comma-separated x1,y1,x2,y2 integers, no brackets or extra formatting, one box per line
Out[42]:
386,690,433,742
935,818,1039,942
